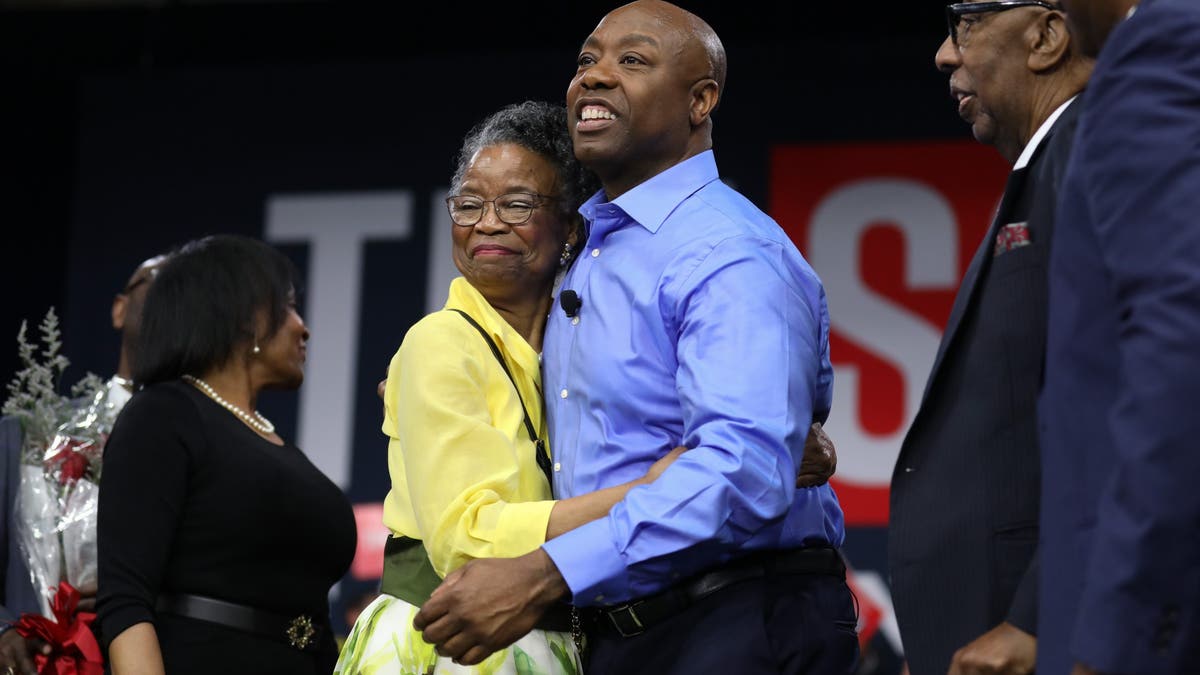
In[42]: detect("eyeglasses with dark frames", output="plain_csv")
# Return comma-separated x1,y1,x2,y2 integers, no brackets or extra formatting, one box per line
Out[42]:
445,192,560,227
945,1,1059,47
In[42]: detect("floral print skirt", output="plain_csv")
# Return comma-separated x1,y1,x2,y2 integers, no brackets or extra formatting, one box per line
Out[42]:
334,593,582,675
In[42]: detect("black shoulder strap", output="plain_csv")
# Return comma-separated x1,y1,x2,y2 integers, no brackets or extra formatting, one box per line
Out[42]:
448,309,554,489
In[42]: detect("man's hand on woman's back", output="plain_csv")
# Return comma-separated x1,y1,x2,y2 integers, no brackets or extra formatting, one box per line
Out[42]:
639,421,836,489
798,422,837,488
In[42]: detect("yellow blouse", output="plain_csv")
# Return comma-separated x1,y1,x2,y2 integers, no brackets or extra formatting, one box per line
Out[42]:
381,277,556,578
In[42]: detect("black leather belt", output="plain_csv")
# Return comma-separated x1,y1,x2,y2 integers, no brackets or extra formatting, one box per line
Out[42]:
591,546,846,638
156,593,326,651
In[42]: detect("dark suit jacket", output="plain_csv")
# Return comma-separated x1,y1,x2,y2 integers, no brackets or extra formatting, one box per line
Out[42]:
1038,0,1200,672
888,98,1081,675
0,415,42,622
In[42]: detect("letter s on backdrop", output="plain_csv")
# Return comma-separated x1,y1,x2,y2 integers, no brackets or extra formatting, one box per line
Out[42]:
769,142,1007,525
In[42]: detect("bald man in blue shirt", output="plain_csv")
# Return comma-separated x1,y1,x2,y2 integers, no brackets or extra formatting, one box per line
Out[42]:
415,3,856,673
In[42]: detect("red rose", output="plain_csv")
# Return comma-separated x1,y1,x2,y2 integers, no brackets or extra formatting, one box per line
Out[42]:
58,450,90,485
45,437,97,485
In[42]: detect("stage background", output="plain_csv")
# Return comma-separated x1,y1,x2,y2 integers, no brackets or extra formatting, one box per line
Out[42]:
1,2,1009,672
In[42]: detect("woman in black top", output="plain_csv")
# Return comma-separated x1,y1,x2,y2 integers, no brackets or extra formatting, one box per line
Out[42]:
97,235,355,674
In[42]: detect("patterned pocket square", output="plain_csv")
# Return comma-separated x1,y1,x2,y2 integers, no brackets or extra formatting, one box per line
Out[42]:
994,222,1031,256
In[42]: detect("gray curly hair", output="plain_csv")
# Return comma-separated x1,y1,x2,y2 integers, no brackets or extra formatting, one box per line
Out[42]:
450,101,600,222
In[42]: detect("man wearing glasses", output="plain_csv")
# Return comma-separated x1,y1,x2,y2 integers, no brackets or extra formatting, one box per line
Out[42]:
1039,0,1200,673
888,2,1090,674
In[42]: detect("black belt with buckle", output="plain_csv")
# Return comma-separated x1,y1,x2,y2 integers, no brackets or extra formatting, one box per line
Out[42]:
591,546,846,638
156,593,326,651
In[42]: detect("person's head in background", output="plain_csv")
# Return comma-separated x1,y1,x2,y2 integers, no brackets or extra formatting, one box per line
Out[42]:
1056,0,1138,57
446,100,598,340
132,234,308,393
566,0,725,199
110,254,170,384
936,0,1093,163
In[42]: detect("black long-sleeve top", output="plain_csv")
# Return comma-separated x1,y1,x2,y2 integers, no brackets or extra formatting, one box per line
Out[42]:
97,380,356,673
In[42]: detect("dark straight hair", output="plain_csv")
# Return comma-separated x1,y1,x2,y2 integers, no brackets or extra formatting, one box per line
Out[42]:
132,234,298,385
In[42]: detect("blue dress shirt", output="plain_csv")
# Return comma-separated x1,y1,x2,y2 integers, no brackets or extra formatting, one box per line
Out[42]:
540,150,844,606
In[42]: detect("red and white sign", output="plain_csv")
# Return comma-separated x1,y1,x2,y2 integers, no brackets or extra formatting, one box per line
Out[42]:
770,141,1008,526
350,502,389,580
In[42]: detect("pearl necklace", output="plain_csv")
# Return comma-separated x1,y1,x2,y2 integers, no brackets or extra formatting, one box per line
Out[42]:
182,374,276,435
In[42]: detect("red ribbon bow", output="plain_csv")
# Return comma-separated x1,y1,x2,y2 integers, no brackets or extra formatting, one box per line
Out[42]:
11,582,103,675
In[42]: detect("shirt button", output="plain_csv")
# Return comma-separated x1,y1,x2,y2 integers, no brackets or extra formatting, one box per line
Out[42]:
554,462,561,472
594,594,605,603
591,248,600,257
571,317,580,326
560,389,569,399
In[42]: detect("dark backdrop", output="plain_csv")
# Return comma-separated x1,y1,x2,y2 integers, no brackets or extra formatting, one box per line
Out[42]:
2,1,959,373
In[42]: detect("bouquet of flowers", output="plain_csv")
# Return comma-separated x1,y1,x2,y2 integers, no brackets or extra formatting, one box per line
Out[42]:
3,308,108,672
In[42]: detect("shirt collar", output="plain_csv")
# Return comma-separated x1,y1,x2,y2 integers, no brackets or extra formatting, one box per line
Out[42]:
580,150,721,234
1013,95,1078,170
105,376,134,410
443,276,541,373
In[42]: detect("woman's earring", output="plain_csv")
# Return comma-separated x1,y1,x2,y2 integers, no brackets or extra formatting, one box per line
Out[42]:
559,243,574,268
252,340,261,356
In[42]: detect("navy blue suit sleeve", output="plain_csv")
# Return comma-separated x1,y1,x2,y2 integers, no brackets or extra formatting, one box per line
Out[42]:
0,416,19,622
1070,4,1200,671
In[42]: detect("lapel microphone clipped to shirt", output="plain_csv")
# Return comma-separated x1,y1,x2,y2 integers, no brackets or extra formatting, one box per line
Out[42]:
560,290,582,318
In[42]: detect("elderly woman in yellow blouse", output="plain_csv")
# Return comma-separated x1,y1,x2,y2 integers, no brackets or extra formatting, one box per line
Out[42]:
335,102,682,675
